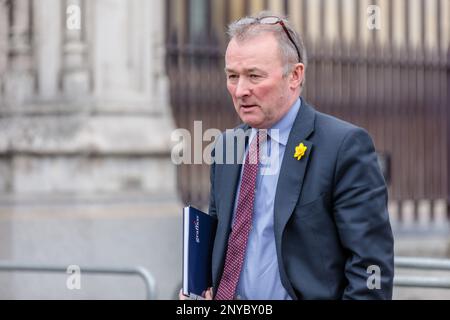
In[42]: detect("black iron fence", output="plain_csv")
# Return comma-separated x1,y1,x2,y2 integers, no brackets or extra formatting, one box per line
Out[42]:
166,0,450,227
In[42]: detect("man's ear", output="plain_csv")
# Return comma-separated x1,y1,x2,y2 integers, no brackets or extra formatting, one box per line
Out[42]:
289,63,305,90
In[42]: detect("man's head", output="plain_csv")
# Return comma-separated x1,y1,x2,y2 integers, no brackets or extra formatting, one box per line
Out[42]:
225,11,307,129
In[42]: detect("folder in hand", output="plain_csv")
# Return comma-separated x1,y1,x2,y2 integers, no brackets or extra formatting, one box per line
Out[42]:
182,206,217,299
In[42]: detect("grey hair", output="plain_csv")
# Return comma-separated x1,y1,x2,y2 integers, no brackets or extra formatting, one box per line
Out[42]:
227,11,307,84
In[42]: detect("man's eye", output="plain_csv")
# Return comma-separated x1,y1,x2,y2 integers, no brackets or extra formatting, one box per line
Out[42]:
250,74,260,79
228,74,238,80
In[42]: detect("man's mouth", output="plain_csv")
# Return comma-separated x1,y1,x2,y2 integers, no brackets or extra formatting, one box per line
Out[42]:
240,104,258,110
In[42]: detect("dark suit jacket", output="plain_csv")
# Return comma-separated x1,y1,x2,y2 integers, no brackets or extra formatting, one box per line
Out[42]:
208,98,394,300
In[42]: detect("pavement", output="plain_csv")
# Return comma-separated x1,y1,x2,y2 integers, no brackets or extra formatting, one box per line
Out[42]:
0,193,183,299
394,232,450,299
1,193,450,300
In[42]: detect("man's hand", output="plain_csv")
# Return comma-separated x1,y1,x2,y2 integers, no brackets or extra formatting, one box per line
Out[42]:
179,287,213,300
203,287,213,299
178,289,189,300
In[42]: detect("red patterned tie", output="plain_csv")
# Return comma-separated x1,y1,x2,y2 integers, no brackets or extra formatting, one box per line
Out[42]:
215,131,261,300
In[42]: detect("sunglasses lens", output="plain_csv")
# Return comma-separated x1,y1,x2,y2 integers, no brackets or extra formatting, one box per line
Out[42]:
237,17,256,25
259,17,279,25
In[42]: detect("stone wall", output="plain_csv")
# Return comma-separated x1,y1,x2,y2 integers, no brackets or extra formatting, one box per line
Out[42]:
0,0,176,197
0,0,181,299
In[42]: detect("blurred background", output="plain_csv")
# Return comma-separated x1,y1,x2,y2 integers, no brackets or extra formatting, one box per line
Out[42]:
0,0,449,299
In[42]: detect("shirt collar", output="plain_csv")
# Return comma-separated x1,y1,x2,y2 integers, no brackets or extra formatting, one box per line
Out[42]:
250,98,301,146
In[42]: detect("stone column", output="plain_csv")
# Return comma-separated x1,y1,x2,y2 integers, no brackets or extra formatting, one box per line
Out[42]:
149,0,172,117
61,0,89,97
4,0,34,106
0,0,8,100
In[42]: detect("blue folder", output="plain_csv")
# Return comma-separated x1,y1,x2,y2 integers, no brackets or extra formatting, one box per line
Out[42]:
182,206,217,298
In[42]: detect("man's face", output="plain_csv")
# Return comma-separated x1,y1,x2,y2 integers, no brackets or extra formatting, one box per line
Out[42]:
225,34,296,129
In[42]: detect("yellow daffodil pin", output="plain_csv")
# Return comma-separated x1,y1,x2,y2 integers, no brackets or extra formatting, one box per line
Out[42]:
294,142,308,160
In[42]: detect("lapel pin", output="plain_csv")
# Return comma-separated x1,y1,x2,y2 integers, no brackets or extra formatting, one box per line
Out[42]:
294,142,308,160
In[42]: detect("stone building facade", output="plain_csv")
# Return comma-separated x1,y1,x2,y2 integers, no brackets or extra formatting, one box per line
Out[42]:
0,0,176,197
0,0,181,299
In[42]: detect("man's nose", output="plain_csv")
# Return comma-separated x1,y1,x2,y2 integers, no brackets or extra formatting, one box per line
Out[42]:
235,78,251,98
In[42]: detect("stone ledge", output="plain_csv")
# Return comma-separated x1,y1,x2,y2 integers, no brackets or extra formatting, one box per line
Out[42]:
0,114,175,154
0,154,177,194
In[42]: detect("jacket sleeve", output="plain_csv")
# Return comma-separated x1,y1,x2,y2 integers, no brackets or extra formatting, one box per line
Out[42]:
332,127,394,300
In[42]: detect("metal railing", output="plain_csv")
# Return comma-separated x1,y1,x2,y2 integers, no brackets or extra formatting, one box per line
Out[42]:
0,261,156,299
1,257,449,298
395,256,450,289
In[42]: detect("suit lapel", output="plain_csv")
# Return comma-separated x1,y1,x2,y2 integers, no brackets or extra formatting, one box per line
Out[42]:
274,98,316,299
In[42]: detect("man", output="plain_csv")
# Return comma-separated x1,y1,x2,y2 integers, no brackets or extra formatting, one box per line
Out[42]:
181,11,394,300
